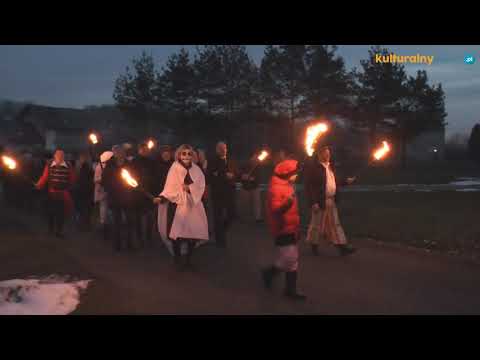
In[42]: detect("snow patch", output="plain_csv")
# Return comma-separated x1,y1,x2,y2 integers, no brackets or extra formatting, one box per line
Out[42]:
0,276,91,315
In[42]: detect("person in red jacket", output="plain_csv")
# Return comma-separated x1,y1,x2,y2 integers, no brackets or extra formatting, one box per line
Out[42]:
35,149,76,238
262,159,306,301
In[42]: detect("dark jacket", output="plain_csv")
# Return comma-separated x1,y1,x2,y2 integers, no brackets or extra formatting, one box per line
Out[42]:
304,158,346,209
74,162,94,209
153,159,173,196
240,160,259,191
131,155,157,209
208,155,239,197
101,157,134,208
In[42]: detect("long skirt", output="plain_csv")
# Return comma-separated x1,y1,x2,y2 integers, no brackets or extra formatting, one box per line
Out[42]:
305,198,347,246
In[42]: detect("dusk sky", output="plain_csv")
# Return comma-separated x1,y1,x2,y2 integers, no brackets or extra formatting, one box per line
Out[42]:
0,45,478,138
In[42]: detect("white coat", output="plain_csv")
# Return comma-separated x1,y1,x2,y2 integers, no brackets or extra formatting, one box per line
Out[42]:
157,161,209,255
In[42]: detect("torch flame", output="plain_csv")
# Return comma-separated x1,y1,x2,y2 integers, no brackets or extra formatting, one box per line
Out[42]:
89,133,98,145
305,123,329,157
147,140,155,150
121,169,138,188
373,141,391,161
2,155,17,170
257,150,269,162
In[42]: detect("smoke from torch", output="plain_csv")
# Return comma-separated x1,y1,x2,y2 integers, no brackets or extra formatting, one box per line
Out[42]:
305,123,328,157
2,155,17,170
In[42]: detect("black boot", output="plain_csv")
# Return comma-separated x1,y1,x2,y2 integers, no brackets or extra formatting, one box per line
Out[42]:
261,266,279,290
172,240,182,271
337,244,356,256
311,244,319,256
284,271,306,301
184,240,195,271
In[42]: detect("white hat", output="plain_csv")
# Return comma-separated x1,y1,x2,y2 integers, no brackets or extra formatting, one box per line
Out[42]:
100,151,114,163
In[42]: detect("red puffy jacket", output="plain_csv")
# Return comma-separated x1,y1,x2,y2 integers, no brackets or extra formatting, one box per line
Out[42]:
266,160,300,239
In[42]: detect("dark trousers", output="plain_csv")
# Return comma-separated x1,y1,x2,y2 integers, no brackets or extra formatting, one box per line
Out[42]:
47,197,65,235
212,191,236,247
111,205,135,250
77,193,93,231
135,207,154,247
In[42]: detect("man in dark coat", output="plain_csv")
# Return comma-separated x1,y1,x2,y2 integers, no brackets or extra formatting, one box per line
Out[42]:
207,141,239,248
131,142,157,248
304,142,356,256
101,145,136,251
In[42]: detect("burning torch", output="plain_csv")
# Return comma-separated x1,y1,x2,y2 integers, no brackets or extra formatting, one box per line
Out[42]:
147,139,155,151
354,140,392,179
121,168,154,200
1,155,36,186
88,132,103,169
298,122,329,173
247,150,270,178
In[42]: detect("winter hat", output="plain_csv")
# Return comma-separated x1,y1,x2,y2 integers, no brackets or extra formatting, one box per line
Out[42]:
274,159,299,180
100,151,113,163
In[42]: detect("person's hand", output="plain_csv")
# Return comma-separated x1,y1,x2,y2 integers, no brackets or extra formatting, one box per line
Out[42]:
346,176,356,185
312,203,320,213
249,176,255,182
153,196,166,204
226,172,234,179
241,174,249,181
34,183,40,190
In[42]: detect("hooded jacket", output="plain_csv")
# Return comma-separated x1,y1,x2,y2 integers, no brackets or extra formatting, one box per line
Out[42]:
266,160,300,241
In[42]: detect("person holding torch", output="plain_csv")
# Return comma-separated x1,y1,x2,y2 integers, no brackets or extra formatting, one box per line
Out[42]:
34,149,76,238
304,140,356,256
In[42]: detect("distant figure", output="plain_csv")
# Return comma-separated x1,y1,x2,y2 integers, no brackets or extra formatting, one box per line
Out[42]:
240,153,263,223
94,151,113,240
262,159,306,301
35,149,76,238
304,142,356,256
102,145,136,251
154,144,209,271
208,141,239,248
75,152,94,232
131,142,157,248
154,145,174,196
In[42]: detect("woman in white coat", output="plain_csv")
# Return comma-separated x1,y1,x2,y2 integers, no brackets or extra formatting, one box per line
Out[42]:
154,144,209,270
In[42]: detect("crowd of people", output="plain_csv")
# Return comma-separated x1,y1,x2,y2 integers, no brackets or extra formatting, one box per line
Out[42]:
0,139,357,301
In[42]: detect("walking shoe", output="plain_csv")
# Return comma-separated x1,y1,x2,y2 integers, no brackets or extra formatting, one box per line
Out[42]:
337,244,357,256
284,271,306,301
